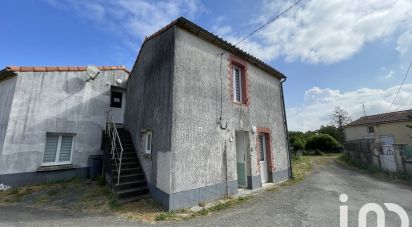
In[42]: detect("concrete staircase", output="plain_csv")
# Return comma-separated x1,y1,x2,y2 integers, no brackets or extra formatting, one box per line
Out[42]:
105,128,150,204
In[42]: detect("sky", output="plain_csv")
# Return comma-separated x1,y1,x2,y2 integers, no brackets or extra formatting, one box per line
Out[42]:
1,0,412,131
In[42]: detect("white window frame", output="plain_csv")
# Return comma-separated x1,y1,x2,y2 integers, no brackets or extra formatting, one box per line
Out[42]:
367,126,374,133
232,65,242,103
41,134,74,166
144,131,152,154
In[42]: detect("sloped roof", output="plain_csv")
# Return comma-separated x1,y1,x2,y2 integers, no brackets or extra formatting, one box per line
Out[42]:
3,66,130,74
131,17,285,79
345,109,412,127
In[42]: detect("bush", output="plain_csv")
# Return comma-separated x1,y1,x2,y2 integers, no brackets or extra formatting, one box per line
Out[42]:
305,134,340,153
291,137,305,151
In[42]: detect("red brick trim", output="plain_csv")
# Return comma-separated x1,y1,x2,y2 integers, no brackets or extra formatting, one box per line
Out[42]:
228,55,249,107
255,127,275,175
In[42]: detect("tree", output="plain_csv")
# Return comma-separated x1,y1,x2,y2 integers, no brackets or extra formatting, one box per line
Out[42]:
288,131,306,153
330,107,352,144
317,125,341,145
305,134,340,153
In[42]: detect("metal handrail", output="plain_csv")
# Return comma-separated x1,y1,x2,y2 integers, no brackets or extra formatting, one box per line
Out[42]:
106,114,123,186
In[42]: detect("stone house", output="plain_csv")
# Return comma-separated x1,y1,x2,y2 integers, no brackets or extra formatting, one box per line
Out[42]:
124,17,291,209
345,109,412,173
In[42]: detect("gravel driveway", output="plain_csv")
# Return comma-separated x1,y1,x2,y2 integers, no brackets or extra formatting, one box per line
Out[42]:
1,160,411,227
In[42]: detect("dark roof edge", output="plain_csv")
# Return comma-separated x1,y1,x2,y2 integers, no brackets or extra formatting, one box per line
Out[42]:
130,17,285,79
344,118,412,128
0,69,16,82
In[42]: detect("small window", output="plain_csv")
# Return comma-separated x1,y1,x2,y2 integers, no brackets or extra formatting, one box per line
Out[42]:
144,131,152,154
110,91,123,108
42,134,74,165
233,66,242,103
368,126,374,133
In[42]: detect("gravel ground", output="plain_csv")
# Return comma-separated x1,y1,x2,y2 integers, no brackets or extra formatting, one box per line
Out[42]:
0,160,411,227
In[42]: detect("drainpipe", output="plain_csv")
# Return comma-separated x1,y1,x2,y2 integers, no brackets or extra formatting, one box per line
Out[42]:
280,77,293,179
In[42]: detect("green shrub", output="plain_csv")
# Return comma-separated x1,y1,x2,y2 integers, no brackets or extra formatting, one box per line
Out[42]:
306,134,340,153
292,137,305,151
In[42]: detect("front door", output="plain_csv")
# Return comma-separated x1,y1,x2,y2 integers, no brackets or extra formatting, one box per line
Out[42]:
258,133,268,183
110,89,126,124
235,131,249,188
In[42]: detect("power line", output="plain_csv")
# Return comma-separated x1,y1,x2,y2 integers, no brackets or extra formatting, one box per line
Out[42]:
389,60,412,110
234,0,304,47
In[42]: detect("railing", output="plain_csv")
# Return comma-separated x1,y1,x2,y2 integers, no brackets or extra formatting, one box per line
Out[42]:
106,113,123,186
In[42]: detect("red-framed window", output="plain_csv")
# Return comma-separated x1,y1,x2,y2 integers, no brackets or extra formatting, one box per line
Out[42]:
228,56,249,106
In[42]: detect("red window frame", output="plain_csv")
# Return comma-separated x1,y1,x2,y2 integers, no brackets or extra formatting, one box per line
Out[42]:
228,55,249,106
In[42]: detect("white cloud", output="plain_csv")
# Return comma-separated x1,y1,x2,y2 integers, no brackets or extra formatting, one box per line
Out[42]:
44,0,203,42
381,70,395,80
218,0,412,64
287,84,412,131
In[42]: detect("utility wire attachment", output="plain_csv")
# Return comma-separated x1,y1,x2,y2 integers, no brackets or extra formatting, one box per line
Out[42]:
389,60,412,110
234,0,304,47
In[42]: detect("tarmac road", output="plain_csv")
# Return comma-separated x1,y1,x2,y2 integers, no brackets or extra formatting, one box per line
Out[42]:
1,160,411,226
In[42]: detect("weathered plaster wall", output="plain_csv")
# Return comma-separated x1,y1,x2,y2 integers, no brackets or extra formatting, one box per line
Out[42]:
0,76,17,154
171,28,290,196
0,70,128,176
124,28,175,194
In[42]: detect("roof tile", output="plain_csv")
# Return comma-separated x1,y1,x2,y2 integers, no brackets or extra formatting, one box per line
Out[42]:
346,109,412,127
4,65,130,74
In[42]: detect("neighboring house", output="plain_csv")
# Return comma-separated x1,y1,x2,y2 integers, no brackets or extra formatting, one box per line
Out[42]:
124,17,291,210
0,66,129,186
344,109,412,173
0,17,292,210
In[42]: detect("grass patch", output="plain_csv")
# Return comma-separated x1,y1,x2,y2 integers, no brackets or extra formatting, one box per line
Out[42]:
152,196,250,222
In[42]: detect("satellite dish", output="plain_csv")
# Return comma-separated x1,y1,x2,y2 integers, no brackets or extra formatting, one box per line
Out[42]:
86,65,100,80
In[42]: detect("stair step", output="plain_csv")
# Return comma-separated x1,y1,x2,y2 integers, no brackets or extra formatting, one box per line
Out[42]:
113,167,142,175
118,194,151,204
116,179,147,190
114,173,145,182
117,186,149,199
112,163,139,169
105,128,150,205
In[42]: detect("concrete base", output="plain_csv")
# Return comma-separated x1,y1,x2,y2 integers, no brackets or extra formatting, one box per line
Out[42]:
247,175,262,189
148,180,238,211
0,167,89,187
272,169,290,183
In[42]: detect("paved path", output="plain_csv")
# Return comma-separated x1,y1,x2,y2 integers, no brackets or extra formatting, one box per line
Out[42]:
1,160,411,226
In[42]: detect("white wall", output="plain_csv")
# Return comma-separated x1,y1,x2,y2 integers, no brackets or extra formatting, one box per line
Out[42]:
0,70,128,174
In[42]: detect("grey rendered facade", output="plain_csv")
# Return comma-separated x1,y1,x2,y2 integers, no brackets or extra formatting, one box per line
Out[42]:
124,18,291,210
0,67,129,186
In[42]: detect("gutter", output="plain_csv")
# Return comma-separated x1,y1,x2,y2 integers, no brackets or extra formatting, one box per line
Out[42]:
280,77,293,179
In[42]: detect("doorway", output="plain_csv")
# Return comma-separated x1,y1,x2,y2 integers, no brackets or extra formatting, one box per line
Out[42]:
109,88,126,124
235,131,249,188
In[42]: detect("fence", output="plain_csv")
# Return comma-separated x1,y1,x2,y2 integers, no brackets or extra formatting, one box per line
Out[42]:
344,139,412,175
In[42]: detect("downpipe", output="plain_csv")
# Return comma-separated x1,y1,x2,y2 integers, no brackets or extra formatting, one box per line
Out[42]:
281,77,294,179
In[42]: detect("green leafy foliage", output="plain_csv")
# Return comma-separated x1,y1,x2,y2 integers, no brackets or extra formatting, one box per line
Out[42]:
305,134,340,153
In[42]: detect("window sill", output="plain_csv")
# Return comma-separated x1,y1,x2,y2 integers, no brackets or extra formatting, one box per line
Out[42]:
37,164,74,172
232,101,248,107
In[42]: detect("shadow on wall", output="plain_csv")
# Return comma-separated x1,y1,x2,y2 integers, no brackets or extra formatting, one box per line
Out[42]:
2,83,113,173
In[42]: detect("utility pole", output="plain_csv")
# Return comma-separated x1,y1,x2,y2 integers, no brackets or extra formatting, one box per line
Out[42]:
363,104,367,117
